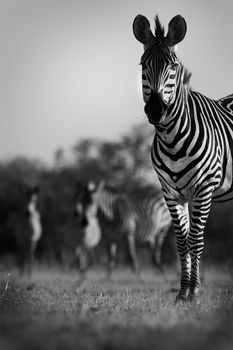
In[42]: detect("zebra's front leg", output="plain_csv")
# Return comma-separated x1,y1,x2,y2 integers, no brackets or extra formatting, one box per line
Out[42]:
166,200,190,302
75,245,88,275
28,240,37,279
188,197,211,301
107,242,117,279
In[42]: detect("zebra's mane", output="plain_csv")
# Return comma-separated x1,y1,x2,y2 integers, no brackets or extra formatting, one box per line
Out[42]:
98,186,129,220
98,187,116,220
153,15,192,88
154,15,165,39
181,65,192,89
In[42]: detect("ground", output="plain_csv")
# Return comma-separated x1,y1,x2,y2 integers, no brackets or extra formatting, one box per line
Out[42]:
0,265,232,350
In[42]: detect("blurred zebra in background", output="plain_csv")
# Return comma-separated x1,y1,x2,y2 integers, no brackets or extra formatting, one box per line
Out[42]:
75,182,172,276
27,186,42,274
18,185,43,277
74,182,101,272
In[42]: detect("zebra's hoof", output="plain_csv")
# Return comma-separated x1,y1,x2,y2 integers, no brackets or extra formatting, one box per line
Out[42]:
188,293,201,304
174,291,189,304
26,283,35,291
133,267,141,276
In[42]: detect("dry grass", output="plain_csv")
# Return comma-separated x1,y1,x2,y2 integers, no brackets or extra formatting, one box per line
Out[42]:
0,266,232,350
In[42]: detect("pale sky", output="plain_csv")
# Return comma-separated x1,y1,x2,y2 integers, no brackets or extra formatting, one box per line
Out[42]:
0,0,233,164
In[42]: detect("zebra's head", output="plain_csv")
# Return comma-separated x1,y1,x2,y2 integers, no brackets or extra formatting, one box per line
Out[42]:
133,14,187,126
75,182,98,226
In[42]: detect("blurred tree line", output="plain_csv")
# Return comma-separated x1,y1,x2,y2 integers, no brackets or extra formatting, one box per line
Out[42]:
0,123,232,269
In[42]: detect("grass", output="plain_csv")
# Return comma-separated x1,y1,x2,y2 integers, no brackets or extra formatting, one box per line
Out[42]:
0,266,232,350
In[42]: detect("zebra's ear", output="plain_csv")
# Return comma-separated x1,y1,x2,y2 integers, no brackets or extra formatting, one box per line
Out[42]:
165,15,187,46
133,15,154,45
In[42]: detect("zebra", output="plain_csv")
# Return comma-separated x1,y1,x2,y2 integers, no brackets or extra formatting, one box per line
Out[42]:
133,14,233,302
74,182,102,272
18,185,43,277
75,181,172,275
27,186,42,269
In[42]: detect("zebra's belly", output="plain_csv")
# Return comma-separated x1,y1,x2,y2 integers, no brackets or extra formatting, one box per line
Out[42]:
212,175,233,201
135,224,155,244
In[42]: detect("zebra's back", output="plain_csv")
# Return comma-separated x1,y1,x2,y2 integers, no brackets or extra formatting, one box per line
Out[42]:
98,190,172,245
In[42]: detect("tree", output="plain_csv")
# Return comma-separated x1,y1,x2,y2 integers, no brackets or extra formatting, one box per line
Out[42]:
71,122,161,189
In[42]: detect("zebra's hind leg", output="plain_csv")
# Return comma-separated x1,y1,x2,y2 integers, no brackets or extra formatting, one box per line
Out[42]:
152,230,167,276
127,233,140,276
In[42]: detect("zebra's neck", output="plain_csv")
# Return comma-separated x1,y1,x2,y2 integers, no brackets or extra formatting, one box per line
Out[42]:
156,78,190,149
28,197,39,217
98,189,116,220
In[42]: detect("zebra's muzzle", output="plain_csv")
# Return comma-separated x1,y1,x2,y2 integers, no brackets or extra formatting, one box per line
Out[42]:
144,93,168,125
